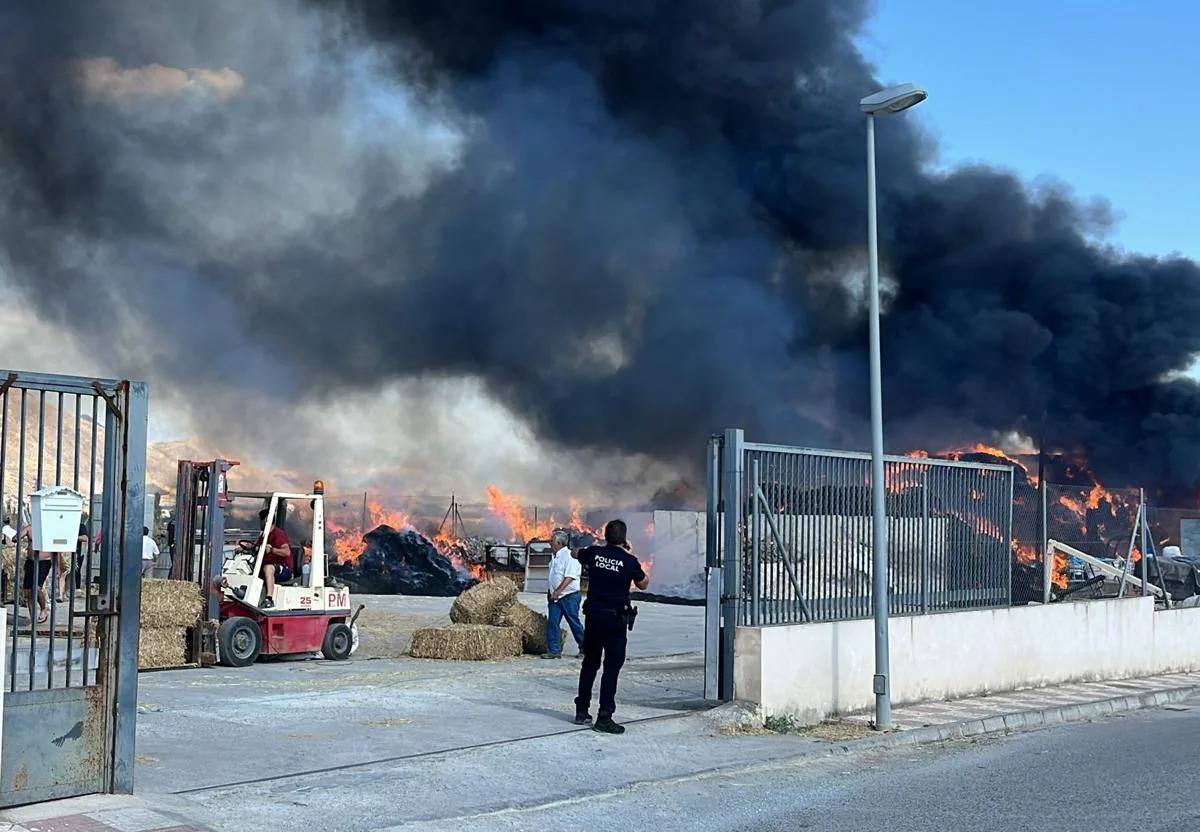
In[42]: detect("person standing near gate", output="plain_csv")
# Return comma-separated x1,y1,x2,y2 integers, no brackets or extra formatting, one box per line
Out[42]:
141,526,159,578
542,530,584,659
572,519,648,734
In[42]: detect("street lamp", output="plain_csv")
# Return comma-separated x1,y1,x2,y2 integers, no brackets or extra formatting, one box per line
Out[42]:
860,82,926,731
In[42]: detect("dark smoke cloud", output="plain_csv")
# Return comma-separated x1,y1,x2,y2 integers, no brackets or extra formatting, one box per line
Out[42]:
2,0,1199,496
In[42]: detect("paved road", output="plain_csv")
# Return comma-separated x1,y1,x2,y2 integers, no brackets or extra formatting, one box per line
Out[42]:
394,695,1200,832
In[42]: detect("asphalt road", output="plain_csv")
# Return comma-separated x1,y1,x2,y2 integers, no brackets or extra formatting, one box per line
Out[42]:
398,694,1200,832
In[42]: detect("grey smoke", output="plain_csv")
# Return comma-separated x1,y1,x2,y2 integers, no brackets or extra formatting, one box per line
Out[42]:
2,1,1199,497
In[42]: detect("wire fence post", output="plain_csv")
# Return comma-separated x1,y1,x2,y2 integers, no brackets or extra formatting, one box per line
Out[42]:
920,468,929,614
1140,488,1148,597
1041,480,1051,604
750,459,761,626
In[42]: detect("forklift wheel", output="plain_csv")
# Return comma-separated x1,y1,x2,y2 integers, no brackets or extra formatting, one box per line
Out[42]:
322,622,353,661
218,617,261,667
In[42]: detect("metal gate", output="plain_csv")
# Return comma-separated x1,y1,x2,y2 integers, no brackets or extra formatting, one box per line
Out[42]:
704,429,1014,701
0,370,148,806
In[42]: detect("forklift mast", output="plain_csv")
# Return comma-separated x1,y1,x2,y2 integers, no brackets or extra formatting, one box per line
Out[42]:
172,459,236,620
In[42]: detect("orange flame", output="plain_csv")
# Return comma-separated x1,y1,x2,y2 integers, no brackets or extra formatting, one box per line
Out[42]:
486,485,554,543
327,501,412,566
1012,541,1040,565
1058,494,1086,516
486,487,600,543
1051,551,1069,590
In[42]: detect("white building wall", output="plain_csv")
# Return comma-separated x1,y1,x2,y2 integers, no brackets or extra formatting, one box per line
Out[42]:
736,597,1200,723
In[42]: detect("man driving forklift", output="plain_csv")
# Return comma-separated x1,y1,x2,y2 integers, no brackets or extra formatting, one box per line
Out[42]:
237,508,291,608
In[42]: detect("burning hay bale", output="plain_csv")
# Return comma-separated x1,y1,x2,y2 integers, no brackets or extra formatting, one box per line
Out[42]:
450,576,518,625
138,626,189,669
498,601,562,655
408,623,523,661
140,579,203,628
330,526,478,597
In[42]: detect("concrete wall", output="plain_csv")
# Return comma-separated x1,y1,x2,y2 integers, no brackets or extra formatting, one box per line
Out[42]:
736,597,1200,723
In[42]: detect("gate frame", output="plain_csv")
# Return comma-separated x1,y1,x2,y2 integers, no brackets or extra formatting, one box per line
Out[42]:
0,370,148,805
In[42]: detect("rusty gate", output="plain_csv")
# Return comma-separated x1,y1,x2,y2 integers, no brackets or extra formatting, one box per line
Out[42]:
0,370,148,806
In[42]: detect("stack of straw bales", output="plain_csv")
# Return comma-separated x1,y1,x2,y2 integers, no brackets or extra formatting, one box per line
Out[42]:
411,576,564,660
139,579,202,669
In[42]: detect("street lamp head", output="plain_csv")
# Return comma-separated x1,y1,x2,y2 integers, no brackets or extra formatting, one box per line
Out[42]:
860,83,927,115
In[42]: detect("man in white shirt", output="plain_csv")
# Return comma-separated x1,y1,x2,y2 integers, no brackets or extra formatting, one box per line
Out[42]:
1,518,15,545
141,526,160,578
543,530,586,658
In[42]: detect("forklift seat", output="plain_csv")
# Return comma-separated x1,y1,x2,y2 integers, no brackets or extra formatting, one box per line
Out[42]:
275,545,303,587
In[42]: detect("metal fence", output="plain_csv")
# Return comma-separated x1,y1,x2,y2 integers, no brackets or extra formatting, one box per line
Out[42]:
0,370,147,806
721,435,1014,627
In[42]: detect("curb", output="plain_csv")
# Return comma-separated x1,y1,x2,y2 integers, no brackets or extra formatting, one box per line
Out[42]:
836,684,1200,753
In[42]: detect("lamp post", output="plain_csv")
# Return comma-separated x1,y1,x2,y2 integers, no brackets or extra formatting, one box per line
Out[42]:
859,82,927,731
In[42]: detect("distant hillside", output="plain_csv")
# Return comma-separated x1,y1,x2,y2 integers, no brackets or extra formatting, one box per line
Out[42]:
3,396,297,513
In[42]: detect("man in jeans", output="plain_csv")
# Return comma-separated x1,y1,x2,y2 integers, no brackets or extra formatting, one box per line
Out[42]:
543,530,584,659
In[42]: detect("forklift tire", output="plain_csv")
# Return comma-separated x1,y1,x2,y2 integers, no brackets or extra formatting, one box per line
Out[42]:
218,617,261,667
322,622,353,661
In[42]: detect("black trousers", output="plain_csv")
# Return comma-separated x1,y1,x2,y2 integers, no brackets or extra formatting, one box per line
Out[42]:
575,607,627,719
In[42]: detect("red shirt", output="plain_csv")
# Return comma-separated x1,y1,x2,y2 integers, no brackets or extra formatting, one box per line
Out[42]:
257,527,292,568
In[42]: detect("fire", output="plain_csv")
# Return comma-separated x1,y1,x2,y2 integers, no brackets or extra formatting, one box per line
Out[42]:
908,442,1037,487
972,514,1001,539
1085,482,1111,510
1012,541,1040,565
327,501,412,565
366,500,411,532
429,525,487,581
486,486,600,543
1058,494,1087,516
1051,551,1069,590
486,485,554,543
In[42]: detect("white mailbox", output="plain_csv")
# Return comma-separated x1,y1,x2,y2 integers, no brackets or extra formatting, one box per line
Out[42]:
30,485,85,553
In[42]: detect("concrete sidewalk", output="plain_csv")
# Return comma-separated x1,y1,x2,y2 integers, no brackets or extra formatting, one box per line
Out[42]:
0,792,208,831
841,670,1200,736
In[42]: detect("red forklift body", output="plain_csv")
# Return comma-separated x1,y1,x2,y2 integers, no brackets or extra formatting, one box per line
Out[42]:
220,598,347,656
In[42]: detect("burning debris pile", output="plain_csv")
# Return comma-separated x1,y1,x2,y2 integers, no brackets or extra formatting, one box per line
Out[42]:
330,526,477,597
925,443,1151,601
325,499,485,596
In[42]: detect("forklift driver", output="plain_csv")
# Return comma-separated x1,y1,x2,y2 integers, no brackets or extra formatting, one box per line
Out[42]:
237,508,292,608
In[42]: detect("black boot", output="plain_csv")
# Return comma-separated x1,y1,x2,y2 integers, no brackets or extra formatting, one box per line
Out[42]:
593,716,625,734
574,712,593,725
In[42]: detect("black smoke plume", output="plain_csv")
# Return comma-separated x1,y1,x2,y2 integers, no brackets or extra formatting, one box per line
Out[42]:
2,1,1199,497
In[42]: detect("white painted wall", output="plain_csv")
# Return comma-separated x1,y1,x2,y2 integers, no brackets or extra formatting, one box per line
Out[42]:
736,597,1200,723
586,509,706,601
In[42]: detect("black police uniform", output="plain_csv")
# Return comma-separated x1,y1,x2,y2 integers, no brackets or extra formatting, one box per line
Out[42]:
574,544,646,720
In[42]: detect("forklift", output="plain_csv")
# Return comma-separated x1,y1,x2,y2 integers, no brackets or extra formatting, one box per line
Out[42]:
173,460,361,667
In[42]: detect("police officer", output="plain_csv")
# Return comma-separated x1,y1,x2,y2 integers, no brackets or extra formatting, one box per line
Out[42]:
572,519,649,734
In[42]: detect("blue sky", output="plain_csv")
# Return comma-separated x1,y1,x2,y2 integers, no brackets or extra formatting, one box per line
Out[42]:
860,0,1198,260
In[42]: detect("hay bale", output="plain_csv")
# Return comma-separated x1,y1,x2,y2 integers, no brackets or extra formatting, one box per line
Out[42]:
408,624,522,661
138,626,189,669
140,579,202,628
498,601,563,655
449,576,518,625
